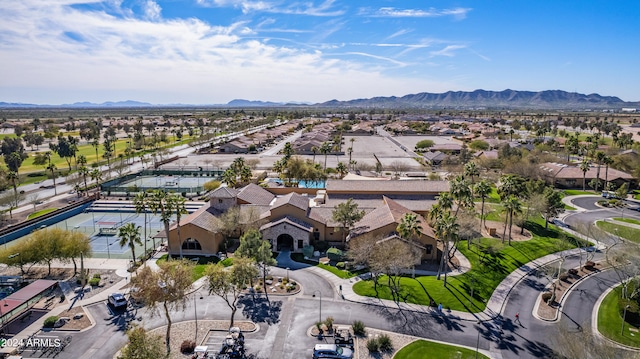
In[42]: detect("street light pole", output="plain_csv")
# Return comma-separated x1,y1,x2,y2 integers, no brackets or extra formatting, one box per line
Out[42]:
312,290,322,324
622,304,630,335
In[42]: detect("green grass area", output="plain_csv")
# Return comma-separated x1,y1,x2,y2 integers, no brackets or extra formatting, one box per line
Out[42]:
353,218,580,313
614,218,640,226
290,253,364,279
156,254,220,281
564,204,577,210
563,189,596,196
482,187,501,204
26,208,58,220
597,286,640,348
596,221,640,243
394,340,489,359
483,204,503,222
634,190,640,200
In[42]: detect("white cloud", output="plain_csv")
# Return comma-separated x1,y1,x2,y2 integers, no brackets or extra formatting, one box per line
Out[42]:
430,45,466,57
196,0,344,16
0,0,453,104
367,7,471,19
143,0,162,20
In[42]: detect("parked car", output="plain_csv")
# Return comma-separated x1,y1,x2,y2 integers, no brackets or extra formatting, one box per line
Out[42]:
313,344,354,359
108,293,128,309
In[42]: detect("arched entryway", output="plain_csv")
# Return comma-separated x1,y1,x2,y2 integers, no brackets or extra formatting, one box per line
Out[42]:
276,233,294,251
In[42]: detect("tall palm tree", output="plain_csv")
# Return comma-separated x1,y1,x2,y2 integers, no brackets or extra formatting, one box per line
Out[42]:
91,139,100,164
118,222,142,264
149,190,174,257
594,151,606,192
579,159,590,191
169,195,188,259
502,195,522,245
335,162,348,178
222,169,237,188
434,212,458,286
46,163,57,195
603,155,613,191
497,174,523,200
6,171,19,198
474,180,491,228
311,146,318,163
89,168,103,197
463,162,480,184
133,191,150,256
76,154,87,169
450,175,473,216
397,213,422,241
320,142,331,171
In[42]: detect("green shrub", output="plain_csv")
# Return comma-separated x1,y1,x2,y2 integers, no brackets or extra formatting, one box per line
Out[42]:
204,180,221,191
326,248,344,261
324,316,334,332
352,320,366,336
336,262,345,269
378,334,393,352
93,273,101,279
366,338,380,353
315,241,330,252
221,258,234,267
542,292,553,303
43,316,59,328
89,277,100,286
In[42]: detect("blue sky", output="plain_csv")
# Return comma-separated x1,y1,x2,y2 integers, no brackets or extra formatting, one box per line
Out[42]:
1,0,638,104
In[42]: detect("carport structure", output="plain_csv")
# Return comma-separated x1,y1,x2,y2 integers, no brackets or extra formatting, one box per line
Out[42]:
0,280,58,333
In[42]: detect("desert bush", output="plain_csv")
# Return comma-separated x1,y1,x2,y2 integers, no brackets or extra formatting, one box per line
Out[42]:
326,248,344,261
559,273,570,282
584,261,596,270
89,277,100,286
366,338,380,353
204,180,221,191
352,320,366,336
180,340,196,354
568,268,579,276
542,292,553,303
93,273,101,279
378,334,393,352
324,316,334,332
43,316,59,328
336,262,345,269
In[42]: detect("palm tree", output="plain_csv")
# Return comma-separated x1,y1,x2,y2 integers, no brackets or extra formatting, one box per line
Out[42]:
463,162,480,184
239,166,252,184
6,171,19,198
474,180,491,228
502,195,522,245
91,139,100,164
76,154,87,170
397,213,422,241
320,142,331,171
450,175,472,216
169,195,188,259
118,222,142,264
497,174,523,200
579,159,590,191
603,155,613,191
594,151,606,192
311,146,318,163
434,212,458,286
222,169,237,188
46,163,57,195
133,191,150,256
78,166,89,195
89,168,103,197
149,190,174,256
335,162,348,178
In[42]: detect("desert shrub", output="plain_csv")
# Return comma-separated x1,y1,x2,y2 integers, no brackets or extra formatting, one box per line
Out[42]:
43,316,59,328
559,273,570,282
326,248,344,261
568,268,579,276
584,261,596,270
352,320,366,336
542,292,553,303
378,334,393,352
366,338,380,353
204,180,221,191
324,316,334,332
92,273,101,279
180,340,196,354
221,258,234,267
254,285,262,293
336,262,345,269
89,277,100,286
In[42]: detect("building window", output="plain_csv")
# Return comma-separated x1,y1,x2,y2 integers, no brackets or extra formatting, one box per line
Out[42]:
182,238,202,250
218,199,223,203
297,240,303,249
426,245,433,255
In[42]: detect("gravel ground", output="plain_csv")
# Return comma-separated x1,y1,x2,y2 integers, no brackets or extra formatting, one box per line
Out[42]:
355,329,416,359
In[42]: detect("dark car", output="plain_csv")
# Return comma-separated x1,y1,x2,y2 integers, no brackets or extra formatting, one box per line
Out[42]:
108,293,128,309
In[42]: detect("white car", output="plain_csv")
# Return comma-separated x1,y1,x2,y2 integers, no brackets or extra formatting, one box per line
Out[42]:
108,293,128,309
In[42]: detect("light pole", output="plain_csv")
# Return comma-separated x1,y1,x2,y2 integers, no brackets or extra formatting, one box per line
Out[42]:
286,267,290,282
194,291,204,343
621,304,631,335
312,290,322,324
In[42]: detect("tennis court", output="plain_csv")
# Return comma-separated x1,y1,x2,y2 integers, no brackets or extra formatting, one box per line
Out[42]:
119,175,210,189
40,211,172,259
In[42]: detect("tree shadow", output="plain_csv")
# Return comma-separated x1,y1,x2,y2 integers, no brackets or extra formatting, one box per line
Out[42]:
237,296,282,325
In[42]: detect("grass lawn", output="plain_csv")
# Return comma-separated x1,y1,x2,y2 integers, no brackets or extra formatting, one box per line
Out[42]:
481,187,501,204
597,286,640,348
26,208,58,220
290,253,365,279
353,218,580,313
614,218,640,226
157,254,220,281
394,340,489,359
563,189,596,196
483,204,504,222
634,190,640,200
596,221,640,244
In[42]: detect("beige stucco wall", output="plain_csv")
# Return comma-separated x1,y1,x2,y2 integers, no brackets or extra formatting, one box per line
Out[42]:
167,224,224,256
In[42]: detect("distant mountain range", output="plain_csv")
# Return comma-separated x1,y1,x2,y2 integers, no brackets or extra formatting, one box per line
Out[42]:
318,89,640,110
1,90,639,110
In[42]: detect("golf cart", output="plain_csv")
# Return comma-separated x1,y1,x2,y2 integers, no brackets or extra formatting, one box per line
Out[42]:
192,346,210,359
333,327,354,349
